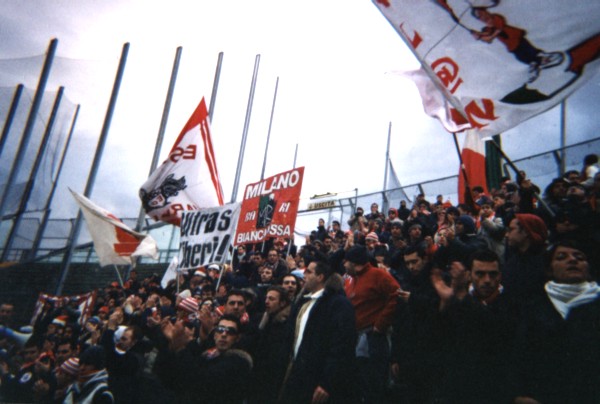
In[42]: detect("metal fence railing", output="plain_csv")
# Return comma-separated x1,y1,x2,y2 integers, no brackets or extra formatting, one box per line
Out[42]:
2,137,597,265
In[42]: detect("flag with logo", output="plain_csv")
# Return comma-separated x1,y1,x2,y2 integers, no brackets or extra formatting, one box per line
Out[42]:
139,97,224,226
234,167,304,246
374,0,600,137
70,189,159,267
458,129,489,203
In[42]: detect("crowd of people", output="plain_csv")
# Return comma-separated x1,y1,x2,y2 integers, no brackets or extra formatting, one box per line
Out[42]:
1,162,599,403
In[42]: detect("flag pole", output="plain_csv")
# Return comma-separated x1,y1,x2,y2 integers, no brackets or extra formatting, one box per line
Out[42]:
560,100,567,176
30,105,80,259
55,43,130,295
230,54,260,203
0,84,24,158
1,87,64,262
208,52,224,122
0,39,57,222
488,140,555,218
135,46,182,233
113,265,124,287
260,76,279,181
382,122,392,213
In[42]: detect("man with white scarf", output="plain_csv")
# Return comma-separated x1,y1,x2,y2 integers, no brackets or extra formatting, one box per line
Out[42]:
513,239,600,404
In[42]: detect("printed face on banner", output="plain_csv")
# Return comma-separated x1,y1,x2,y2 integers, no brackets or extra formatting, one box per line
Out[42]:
374,0,600,136
234,167,304,246
178,203,241,271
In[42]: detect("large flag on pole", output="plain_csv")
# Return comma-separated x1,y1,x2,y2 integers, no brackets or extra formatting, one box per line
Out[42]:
139,97,224,226
374,0,600,137
70,189,159,267
458,129,489,203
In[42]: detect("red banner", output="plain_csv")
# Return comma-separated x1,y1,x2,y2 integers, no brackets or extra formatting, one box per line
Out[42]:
234,167,304,246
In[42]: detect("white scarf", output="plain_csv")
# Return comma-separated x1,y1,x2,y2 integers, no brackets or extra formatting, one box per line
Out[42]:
545,281,600,319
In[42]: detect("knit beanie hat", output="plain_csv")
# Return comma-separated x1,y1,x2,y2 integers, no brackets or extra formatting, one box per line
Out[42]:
344,245,370,265
515,213,548,246
59,357,80,376
365,232,379,242
457,215,476,234
178,297,199,313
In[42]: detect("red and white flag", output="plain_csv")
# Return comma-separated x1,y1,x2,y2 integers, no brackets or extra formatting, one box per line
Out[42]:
458,129,489,203
139,97,224,226
375,0,600,137
30,291,96,327
70,189,158,267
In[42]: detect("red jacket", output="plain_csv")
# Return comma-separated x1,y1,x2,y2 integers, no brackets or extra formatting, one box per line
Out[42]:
344,264,399,331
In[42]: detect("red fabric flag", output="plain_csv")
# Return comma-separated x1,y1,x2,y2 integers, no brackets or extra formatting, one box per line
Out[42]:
458,130,489,204
139,97,224,226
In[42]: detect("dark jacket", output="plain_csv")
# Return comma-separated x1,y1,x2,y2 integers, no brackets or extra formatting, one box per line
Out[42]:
249,306,291,404
439,293,520,403
281,274,359,404
513,293,600,404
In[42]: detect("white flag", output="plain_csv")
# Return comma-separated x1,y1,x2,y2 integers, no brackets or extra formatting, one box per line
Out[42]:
139,97,224,226
70,189,159,267
375,0,600,137
161,255,180,289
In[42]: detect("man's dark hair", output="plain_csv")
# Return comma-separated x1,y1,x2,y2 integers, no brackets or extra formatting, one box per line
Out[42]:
57,338,77,351
403,244,427,259
219,314,242,333
267,285,291,306
312,260,334,281
226,289,246,302
467,249,500,270
472,186,484,193
126,325,143,343
544,239,589,269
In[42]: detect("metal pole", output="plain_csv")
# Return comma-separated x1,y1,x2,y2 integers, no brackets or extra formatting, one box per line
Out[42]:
0,84,24,158
0,39,58,220
230,54,260,203
55,43,130,295
560,100,567,176
382,122,392,213
30,105,80,258
293,144,298,169
260,76,279,180
135,46,182,232
208,52,224,122
488,139,555,218
1,87,64,261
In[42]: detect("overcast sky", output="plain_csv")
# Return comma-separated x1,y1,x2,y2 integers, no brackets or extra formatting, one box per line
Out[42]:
1,0,599,229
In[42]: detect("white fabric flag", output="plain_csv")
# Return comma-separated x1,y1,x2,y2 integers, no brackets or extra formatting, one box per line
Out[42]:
375,0,600,137
70,189,159,267
161,255,180,289
139,97,224,226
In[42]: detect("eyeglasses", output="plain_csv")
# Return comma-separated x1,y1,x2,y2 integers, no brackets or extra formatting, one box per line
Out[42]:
283,280,297,285
215,325,239,336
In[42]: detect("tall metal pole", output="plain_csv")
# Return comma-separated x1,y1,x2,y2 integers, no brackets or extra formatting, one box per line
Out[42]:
0,39,58,220
1,87,64,261
0,84,24,158
55,43,130,295
208,52,224,123
230,54,260,203
135,46,182,232
560,100,567,176
293,144,298,169
382,122,392,213
260,76,279,181
29,105,80,258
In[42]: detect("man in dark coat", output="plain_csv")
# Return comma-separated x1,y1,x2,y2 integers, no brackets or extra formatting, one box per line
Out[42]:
249,285,291,404
281,258,359,404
